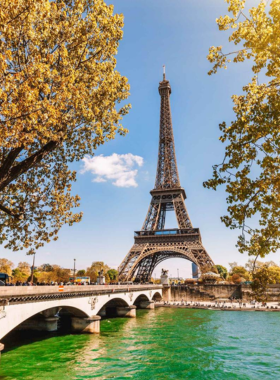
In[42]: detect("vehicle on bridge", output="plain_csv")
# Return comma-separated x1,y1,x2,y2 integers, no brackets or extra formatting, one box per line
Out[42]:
0,273,12,286
69,276,90,285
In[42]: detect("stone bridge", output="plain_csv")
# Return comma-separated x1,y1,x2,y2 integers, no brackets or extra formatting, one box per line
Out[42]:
0,284,162,353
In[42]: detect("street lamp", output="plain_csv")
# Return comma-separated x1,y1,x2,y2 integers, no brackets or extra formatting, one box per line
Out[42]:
74,259,76,284
177,268,179,280
30,252,36,284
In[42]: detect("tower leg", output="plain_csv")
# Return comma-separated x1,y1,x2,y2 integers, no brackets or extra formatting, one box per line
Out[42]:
118,244,147,282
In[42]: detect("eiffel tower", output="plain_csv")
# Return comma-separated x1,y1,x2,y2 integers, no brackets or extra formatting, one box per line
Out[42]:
118,68,214,282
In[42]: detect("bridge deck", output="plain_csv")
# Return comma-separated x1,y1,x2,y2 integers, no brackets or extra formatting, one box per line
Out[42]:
0,284,162,300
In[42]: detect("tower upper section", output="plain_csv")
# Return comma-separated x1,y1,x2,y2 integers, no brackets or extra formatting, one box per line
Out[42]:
154,70,181,190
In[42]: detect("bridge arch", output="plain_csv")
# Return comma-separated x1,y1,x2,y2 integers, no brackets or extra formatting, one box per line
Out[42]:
152,292,162,301
96,297,129,317
133,294,149,307
1,302,92,341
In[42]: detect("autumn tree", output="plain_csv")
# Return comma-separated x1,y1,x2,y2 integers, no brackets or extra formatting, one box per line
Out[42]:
51,265,71,283
204,0,280,258
251,265,280,301
231,273,243,284
230,265,250,280
36,270,53,283
245,258,278,273
107,269,118,281
0,0,130,254
0,258,14,275
86,261,110,282
215,265,228,280
77,270,86,276
38,264,53,272
17,261,31,276
12,268,28,283
35,264,70,283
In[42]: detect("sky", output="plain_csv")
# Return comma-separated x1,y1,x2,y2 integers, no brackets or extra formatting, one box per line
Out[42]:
1,0,278,277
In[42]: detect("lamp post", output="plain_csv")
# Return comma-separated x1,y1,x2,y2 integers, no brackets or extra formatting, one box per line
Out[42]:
74,259,76,284
177,268,179,280
30,253,36,284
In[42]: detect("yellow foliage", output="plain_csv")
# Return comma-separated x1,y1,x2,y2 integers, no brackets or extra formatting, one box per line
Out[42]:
0,0,130,253
0,258,14,275
204,0,280,258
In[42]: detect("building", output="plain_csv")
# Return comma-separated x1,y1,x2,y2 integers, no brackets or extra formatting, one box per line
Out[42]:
169,277,185,285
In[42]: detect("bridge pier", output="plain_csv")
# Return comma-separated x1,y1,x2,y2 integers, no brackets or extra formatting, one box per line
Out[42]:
116,305,136,318
0,342,4,356
138,300,155,309
162,285,171,302
98,307,106,317
16,307,60,333
16,316,59,332
71,315,101,334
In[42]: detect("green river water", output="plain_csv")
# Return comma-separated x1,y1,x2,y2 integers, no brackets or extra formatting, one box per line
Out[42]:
0,308,280,380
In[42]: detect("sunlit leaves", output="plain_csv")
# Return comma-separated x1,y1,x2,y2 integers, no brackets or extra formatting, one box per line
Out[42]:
204,0,280,258
0,0,130,254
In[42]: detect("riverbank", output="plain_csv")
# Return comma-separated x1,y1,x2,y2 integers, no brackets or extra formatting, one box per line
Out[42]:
155,301,280,312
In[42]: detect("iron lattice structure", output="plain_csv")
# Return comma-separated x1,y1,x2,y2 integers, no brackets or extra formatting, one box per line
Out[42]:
118,72,214,282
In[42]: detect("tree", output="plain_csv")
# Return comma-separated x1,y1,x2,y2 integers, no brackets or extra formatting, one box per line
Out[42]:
230,265,250,281
52,266,71,283
0,258,14,275
77,270,86,276
204,0,280,258
200,265,218,274
17,261,31,276
12,268,28,282
36,271,53,283
36,264,70,283
86,261,110,282
245,259,265,273
251,265,280,301
231,273,243,284
38,264,53,272
228,262,238,272
0,0,130,254
244,259,278,273
215,265,228,280
28,270,38,283
107,269,118,281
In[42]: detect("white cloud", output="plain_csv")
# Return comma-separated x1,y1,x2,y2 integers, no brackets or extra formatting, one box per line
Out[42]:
81,153,144,188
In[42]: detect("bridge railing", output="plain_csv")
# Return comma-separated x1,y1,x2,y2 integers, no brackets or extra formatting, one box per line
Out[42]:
0,284,162,298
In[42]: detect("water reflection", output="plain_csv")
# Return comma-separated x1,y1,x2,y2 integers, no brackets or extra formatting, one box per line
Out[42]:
1,309,280,380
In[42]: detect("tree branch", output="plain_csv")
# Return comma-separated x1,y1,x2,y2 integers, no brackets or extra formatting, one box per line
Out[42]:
0,146,23,177
0,203,20,219
0,140,60,192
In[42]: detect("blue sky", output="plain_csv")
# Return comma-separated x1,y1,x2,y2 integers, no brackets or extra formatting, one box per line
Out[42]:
2,0,277,277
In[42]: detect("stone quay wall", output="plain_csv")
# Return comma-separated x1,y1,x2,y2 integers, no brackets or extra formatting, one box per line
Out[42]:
241,284,280,302
162,284,280,302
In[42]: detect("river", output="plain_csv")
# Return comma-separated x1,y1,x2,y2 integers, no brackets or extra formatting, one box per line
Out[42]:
0,308,280,379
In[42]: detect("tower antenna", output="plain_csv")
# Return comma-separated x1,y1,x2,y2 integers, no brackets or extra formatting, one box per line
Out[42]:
163,65,166,80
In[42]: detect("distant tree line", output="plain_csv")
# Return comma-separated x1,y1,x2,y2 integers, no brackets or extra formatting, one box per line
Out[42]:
213,261,280,301
0,259,119,284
